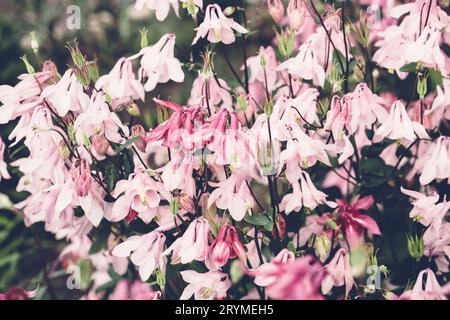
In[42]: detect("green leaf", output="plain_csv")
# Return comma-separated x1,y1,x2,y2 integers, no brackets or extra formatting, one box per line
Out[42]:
88,227,110,254
360,158,387,177
244,214,271,226
428,68,443,87
399,62,418,73
263,220,274,232
113,136,139,153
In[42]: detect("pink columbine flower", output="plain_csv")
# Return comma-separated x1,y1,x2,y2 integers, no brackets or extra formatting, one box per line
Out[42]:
164,217,210,264
423,221,450,273
134,33,184,92
430,79,450,121
0,286,38,300
374,100,430,143
280,170,336,214
0,137,11,181
401,268,450,300
404,26,446,72
134,0,179,21
111,168,169,223
325,195,381,249
192,4,248,45
208,173,254,221
70,158,92,198
245,46,279,91
205,225,247,270
287,0,307,31
205,110,253,167
419,136,450,185
401,187,450,229
267,0,284,24
95,57,145,110
254,249,295,287
189,74,232,110
145,98,205,151
179,270,231,300
289,88,320,126
131,124,147,153
109,280,161,300
73,92,129,159
325,85,388,139
0,71,52,124
253,255,325,300
277,40,325,87
41,69,89,117
278,126,333,183
112,230,167,281
321,248,355,297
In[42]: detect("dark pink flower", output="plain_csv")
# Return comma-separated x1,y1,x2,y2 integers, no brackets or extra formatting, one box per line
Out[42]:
205,225,246,270
329,195,381,248
254,255,325,300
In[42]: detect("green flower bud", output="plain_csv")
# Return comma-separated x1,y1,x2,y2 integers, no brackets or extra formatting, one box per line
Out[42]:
276,30,295,59
155,268,166,291
182,0,199,17
67,42,86,67
170,197,180,216
126,103,141,117
139,28,149,48
20,55,35,74
314,232,331,262
407,233,424,261
417,75,428,100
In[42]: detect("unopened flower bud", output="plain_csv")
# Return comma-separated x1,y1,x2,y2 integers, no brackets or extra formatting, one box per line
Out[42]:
268,0,284,24
127,103,141,117
407,233,423,261
272,214,286,239
75,63,91,87
131,124,147,152
67,42,86,68
20,55,35,75
224,6,235,16
200,50,214,80
236,94,248,112
87,60,99,82
91,135,109,157
42,60,60,83
139,28,149,49
287,0,306,31
71,158,92,197
314,232,331,262
263,97,273,116
276,30,295,58
258,141,277,176
179,193,196,213
182,0,199,17
170,197,180,216
58,141,70,160
29,31,39,53
125,208,139,224
156,104,170,124
155,268,166,291
417,75,428,100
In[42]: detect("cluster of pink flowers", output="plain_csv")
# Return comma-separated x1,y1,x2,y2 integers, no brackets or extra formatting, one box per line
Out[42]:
0,0,449,300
